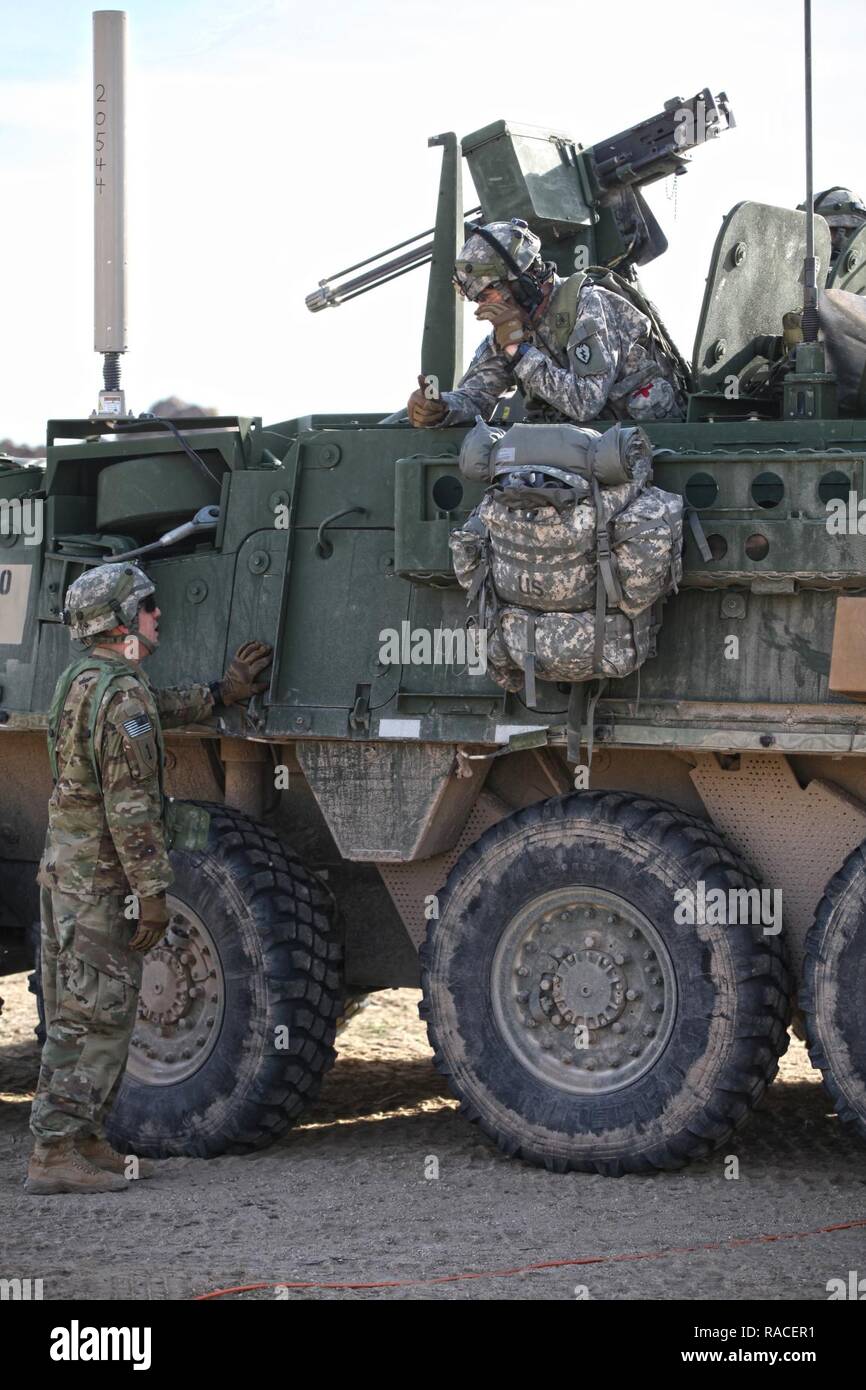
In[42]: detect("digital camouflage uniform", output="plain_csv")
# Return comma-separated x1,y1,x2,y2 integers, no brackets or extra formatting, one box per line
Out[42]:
31,655,215,1143
440,273,685,427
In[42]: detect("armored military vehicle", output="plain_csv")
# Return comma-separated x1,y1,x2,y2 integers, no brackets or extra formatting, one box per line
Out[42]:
6,12,866,1173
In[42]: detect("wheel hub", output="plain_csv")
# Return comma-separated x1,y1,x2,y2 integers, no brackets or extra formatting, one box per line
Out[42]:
491,887,677,1095
126,899,225,1087
547,949,626,1029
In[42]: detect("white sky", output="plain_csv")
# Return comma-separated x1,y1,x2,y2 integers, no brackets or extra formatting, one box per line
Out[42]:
0,0,863,444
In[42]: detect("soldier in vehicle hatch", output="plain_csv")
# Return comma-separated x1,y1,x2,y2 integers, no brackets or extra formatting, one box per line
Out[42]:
407,218,687,429
801,187,866,269
26,560,272,1195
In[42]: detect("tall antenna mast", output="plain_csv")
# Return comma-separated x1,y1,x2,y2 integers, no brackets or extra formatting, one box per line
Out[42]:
802,0,818,342
92,10,129,416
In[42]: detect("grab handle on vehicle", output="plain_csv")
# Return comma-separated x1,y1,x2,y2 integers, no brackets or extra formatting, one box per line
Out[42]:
316,507,366,558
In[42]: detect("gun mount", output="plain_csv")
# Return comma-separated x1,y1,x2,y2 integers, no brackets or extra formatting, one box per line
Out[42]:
305,91,734,391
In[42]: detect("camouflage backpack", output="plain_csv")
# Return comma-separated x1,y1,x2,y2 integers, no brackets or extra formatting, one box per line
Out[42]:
450,420,687,762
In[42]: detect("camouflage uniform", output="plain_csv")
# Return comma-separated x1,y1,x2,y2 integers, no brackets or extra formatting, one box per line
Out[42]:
440,274,685,427
31,646,216,1144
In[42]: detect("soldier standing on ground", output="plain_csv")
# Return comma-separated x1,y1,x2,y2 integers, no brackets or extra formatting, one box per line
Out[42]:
25,561,272,1194
407,218,687,429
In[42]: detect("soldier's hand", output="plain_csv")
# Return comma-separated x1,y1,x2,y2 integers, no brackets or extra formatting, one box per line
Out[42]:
475,299,527,350
407,373,447,428
130,894,170,953
220,640,273,705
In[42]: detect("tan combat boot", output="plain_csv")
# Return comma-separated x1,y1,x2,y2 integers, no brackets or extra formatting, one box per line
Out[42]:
24,1137,130,1195
76,1134,158,1180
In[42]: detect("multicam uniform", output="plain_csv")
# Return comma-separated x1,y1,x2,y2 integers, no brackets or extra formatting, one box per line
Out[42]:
31,656,215,1143
439,274,686,427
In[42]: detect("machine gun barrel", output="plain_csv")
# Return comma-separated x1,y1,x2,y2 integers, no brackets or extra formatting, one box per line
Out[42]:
306,208,481,311
587,88,735,191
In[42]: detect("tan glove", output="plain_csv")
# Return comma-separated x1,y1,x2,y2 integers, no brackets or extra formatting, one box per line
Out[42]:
407,373,447,428
475,299,527,350
220,640,273,705
130,894,170,953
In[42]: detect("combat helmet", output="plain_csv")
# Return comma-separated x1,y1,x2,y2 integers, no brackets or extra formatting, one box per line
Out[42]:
62,561,155,644
811,187,866,230
453,218,542,302
800,187,866,259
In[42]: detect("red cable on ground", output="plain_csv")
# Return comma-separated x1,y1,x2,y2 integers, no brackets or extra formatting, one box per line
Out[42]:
193,1215,866,1299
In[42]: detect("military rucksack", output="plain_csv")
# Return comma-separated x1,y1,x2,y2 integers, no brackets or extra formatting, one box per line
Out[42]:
450,420,687,764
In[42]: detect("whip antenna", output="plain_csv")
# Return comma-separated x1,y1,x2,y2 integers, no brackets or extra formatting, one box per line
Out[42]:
802,0,819,342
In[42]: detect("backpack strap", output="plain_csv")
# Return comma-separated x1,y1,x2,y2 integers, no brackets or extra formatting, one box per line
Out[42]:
523,613,538,710
587,456,624,673
566,677,608,771
547,272,587,352
47,657,102,783
584,266,693,398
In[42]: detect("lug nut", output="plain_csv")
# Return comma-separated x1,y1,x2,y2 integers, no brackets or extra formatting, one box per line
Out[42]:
625,989,640,1001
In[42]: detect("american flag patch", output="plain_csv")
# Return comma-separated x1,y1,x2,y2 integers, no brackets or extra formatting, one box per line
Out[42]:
122,715,153,739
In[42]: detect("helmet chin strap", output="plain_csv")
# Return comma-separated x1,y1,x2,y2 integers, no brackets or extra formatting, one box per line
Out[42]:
93,623,158,658
128,630,158,656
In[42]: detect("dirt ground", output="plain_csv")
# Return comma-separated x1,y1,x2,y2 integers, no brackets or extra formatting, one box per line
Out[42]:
2,971,865,1302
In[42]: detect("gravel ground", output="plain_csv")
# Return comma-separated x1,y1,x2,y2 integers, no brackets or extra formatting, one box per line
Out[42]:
2,972,865,1301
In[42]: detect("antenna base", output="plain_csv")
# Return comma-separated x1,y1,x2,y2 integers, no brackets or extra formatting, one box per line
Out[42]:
783,342,838,420
93,389,129,419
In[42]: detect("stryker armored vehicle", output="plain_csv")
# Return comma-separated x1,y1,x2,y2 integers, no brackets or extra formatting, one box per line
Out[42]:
5,13,866,1174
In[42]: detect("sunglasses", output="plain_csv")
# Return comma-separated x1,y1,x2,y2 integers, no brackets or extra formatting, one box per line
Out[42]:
140,594,157,613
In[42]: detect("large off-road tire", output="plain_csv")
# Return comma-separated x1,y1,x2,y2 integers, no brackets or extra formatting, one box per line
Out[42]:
100,802,344,1159
420,791,790,1174
802,839,866,1143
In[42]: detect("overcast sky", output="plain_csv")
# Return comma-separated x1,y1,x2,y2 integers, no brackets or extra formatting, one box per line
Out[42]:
1,0,863,444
